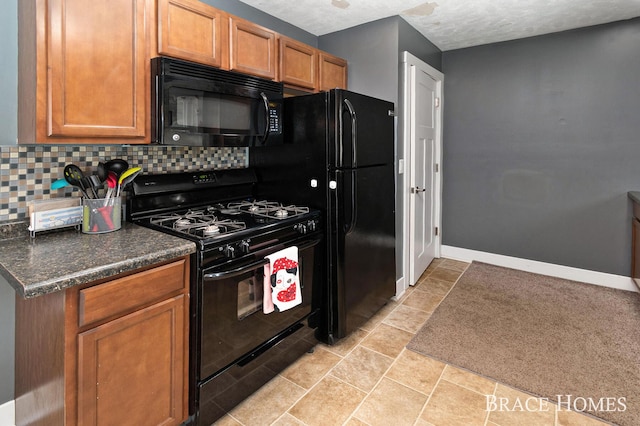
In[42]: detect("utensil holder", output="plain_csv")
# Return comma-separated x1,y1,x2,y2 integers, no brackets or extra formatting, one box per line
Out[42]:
82,197,122,234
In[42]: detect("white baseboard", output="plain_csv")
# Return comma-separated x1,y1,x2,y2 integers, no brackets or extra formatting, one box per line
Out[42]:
394,276,407,300
441,245,639,293
0,399,14,426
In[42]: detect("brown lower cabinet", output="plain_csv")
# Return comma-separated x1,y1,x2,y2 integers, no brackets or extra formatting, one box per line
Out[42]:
632,203,640,288
15,257,190,426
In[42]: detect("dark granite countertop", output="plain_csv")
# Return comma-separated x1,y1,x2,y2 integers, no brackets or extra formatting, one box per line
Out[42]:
0,222,196,298
628,191,640,205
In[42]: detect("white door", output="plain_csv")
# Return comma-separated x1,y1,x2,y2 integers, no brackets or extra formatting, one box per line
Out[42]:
402,52,443,289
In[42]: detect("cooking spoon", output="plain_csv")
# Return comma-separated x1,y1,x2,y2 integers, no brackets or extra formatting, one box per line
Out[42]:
63,164,90,198
104,159,129,179
116,167,142,197
96,162,108,182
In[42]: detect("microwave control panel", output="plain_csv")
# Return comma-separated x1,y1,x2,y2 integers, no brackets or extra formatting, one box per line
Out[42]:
269,103,282,134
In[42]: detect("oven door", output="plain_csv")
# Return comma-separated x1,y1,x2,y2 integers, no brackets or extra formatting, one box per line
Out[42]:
199,236,321,381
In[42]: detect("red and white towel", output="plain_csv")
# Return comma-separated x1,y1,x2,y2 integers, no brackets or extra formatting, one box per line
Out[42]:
263,246,302,313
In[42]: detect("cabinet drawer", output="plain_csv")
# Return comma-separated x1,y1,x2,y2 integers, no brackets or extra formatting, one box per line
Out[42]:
79,259,187,327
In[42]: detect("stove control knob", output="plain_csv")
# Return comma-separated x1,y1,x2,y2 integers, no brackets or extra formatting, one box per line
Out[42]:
307,220,317,232
223,244,236,258
239,240,250,254
295,223,308,234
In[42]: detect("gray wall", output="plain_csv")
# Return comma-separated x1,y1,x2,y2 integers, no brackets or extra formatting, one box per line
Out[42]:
1,0,17,146
0,0,17,406
398,18,442,73
201,0,317,46
319,17,400,103
319,16,442,282
441,18,640,276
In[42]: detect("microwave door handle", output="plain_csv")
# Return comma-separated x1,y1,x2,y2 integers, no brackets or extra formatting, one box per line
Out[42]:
343,98,357,168
260,92,270,143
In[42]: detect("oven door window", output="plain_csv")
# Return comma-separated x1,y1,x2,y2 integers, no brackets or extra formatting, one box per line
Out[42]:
237,276,263,320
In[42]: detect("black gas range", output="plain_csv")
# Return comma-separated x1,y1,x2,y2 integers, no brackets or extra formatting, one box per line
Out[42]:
127,168,323,425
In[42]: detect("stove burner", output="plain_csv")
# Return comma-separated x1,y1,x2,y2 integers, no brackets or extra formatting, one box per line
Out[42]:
226,200,309,220
149,209,246,238
202,225,220,236
274,209,289,218
174,218,193,229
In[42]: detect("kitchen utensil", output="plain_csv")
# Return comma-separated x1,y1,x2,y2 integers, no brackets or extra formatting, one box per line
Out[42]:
103,172,117,206
104,159,129,178
116,167,142,196
50,179,69,190
86,175,103,198
96,162,107,182
63,164,90,198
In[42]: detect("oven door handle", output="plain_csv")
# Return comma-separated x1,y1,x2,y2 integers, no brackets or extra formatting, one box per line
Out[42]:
203,258,269,280
202,237,321,281
297,237,322,251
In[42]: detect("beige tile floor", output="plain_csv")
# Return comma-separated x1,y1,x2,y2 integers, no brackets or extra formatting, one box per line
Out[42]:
214,258,610,426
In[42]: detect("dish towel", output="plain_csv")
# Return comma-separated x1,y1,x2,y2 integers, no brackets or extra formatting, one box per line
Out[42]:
263,246,301,313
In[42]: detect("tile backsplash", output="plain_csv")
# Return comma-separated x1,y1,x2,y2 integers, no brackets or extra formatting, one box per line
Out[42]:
0,145,247,223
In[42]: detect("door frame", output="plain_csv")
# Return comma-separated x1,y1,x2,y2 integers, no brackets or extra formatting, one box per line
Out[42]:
400,51,444,292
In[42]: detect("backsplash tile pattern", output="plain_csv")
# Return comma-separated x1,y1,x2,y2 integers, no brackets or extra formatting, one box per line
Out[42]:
0,145,247,222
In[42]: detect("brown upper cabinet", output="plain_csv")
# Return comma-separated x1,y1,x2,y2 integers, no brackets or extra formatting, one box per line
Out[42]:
155,0,346,91
18,0,347,144
319,51,348,92
279,36,317,91
18,0,150,144
229,16,278,80
157,0,229,69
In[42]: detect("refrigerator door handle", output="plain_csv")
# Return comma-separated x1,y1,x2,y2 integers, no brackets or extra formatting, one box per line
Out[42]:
345,170,358,235
342,98,357,168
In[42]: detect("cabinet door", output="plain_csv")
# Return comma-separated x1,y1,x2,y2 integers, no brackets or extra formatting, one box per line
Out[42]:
318,52,348,91
279,36,317,91
633,218,640,286
47,0,147,139
77,295,187,426
158,0,229,69
229,16,277,80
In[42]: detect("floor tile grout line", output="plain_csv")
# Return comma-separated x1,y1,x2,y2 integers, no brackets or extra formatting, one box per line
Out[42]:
224,260,467,426
278,309,395,426
339,342,415,425
337,298,418,425
415,356,448,426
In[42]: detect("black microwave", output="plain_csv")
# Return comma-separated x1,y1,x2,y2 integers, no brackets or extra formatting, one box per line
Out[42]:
151,57,283,147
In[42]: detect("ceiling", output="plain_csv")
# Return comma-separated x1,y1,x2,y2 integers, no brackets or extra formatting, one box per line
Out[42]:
237,0,640,51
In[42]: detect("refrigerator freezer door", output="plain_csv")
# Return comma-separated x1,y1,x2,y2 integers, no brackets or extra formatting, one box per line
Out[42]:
332,90,394,169
251,92,328,208
330,164,396,339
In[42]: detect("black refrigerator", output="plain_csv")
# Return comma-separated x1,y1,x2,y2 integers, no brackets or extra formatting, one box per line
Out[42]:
250,89,396,344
